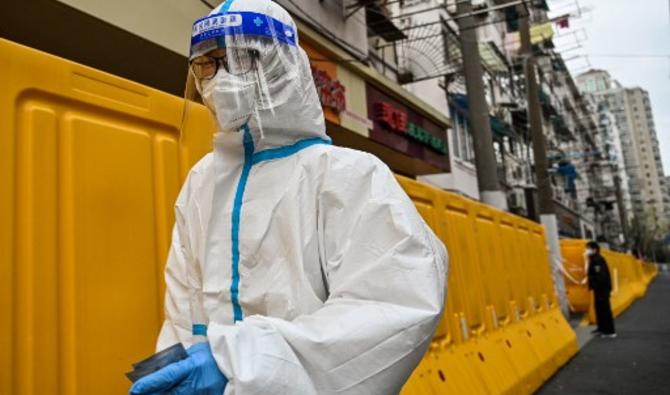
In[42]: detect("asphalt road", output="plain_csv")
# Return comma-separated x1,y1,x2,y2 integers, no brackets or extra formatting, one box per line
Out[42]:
537,271,670,395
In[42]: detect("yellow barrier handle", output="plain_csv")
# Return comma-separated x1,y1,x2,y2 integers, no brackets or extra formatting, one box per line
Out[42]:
559,258,584,284
436,332,454,350
472,323,487,337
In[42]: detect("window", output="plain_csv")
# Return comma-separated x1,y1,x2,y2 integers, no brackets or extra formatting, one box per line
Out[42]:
465,129,474,163
450,108,475,165
452,125,461,159
451,109,462,159
587,80,596,92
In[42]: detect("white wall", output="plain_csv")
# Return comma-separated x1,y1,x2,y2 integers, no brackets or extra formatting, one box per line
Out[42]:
419,163,480,200
419,128,480,200
56,0,368,58
57,0,210,56
277,0,368,57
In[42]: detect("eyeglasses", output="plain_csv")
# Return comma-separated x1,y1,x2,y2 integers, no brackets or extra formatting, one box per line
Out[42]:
190,48,259,80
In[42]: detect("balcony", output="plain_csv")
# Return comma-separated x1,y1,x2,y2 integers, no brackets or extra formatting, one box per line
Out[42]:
551,114,574,141
356,0,407,41
593,186,617,202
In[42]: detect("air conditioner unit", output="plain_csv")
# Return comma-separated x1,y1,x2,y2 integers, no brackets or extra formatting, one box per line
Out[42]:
508,188,526,210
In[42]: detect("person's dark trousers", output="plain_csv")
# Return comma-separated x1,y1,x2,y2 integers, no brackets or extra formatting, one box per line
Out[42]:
594,290,615,334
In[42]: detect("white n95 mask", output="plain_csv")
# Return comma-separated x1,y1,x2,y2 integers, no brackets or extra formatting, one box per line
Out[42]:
184,4,327,145
200,70,258,132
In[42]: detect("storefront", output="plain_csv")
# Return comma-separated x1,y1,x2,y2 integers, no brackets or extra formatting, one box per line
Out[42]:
366,83,449,172
300,30,451,178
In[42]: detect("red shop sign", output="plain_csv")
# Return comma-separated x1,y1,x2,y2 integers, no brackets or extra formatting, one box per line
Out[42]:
366,82,449,171
311,66,346,114
373,101,447,154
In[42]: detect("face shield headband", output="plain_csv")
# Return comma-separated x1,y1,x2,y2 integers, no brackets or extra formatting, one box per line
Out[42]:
190,12,297,60
182,6,315,139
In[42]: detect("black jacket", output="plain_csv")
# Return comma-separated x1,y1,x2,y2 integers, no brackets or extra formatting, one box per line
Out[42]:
587,253,612,293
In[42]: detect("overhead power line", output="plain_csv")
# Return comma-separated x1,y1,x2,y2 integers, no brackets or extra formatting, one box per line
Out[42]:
584,54,670,59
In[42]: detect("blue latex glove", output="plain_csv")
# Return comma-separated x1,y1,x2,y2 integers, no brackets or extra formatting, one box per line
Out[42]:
129,342,227,395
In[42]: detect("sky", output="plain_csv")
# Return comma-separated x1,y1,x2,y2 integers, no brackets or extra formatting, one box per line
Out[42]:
549,0,670,175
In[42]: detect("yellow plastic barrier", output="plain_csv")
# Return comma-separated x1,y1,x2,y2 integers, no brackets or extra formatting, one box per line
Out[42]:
1,38,578,394
0,38,214,395
398,177,577,395
641,261,658,285
559,240,592,312
560,239,657,324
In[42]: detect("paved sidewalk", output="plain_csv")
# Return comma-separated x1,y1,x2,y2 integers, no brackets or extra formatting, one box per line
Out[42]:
538,271,670,395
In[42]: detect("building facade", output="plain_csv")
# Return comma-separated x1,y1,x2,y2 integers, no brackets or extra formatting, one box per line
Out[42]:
577,70,669,241
1,0,457,180
2,0,651,248
377,0,619,243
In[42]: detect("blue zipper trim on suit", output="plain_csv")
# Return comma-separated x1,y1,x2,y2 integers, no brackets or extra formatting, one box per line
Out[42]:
252,137,332,165
230,126,255,322
192,324,208,336
229,132,331,323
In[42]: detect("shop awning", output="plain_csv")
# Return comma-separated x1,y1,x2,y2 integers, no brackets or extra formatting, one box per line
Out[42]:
450,94,517,138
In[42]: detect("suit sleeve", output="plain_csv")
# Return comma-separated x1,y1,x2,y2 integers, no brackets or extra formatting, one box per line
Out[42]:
156,167,202,351
207,152,447,395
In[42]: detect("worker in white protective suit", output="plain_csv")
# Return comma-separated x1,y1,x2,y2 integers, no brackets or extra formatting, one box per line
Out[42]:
129,0,447,394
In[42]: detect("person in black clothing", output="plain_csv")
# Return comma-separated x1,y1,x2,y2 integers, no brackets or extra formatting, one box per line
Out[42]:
585,241,617,338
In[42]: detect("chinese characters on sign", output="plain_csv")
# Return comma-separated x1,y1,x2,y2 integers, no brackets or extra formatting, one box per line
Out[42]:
374,102,407,133
311,66,346,114
366,83,449,171
373,101,447,154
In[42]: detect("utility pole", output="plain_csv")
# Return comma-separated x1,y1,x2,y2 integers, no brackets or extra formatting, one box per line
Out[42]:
518,3,568,316
456,0,508,210
519,8,552,218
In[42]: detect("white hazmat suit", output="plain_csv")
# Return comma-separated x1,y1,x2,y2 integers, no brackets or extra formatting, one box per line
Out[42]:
157,0,448,393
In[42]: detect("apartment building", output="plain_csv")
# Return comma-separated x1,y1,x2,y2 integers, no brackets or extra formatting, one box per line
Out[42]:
577,70,668,234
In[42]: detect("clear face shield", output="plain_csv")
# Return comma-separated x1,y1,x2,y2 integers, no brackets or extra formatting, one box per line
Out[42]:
182,10,306,137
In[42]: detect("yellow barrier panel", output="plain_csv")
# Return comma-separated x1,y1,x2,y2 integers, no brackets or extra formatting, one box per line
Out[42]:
641,261,658,285
523,224,575,371
399,180,493,394
0,38,207,395
506,219,554,382
399,177,577,395
560,239,591,312
560,239,656,325
495,216,546,394
1,38,579,395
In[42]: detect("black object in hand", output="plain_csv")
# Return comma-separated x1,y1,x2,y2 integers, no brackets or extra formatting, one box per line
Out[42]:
126,343,188,383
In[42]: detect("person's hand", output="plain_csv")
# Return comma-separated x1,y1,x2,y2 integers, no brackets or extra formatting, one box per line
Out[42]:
129,342,227,395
